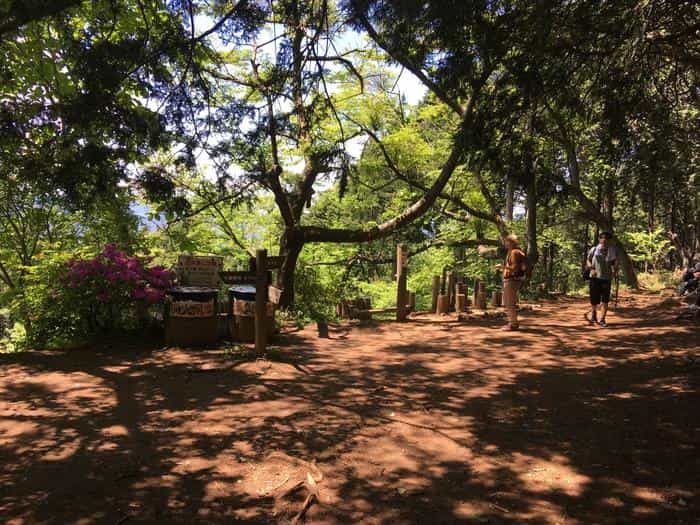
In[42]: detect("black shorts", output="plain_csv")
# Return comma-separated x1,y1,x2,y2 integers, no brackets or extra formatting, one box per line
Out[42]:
589,278,612,305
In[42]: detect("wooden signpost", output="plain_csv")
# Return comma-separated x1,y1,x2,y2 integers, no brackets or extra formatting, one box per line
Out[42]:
255,249,268,354
265,256,285,270
218,253,284,353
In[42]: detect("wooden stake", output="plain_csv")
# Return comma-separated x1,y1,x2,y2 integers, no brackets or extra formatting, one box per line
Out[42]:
255,249,267,354
396,244,408,322
455,293,466,313
447,271,456,311
431,275,440,313
436,294,449,314
492,291,502,307
408,291,416,312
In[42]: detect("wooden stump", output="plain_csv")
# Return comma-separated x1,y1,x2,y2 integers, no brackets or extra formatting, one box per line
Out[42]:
436,294,449,315
447,271,456,311
408,291,416,313
455,293,467,313
473,278,480,306
477,292,487,310
492,291,503,307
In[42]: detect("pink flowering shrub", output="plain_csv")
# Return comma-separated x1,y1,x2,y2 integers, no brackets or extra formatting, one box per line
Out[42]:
61,244,174,333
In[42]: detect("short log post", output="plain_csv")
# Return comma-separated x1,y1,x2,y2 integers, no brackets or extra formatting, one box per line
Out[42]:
477,281,487,310
431,275,440,313
473,278,480,306
492,290,502,307
456,282,468,312
436,294,449,314
255,248,268,354
317,320,329,338
396,244,408,322
455,293,466,313
447,271,456,311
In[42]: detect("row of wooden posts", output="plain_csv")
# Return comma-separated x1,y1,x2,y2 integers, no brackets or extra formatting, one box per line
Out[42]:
340,244,503,322
431,271,503,314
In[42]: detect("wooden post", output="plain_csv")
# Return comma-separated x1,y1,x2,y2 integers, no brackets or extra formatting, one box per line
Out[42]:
473,278,480,306
431,275,440,313
255,249,267,354
455,282,467,312
492,291,502,307
408,291,416,312
477,281,487,310
436,294,449,314
455,293,466,312
396,244,408,322
447,271,456,311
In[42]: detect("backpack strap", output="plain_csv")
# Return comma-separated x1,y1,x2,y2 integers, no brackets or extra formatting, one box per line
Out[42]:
587,246,596,263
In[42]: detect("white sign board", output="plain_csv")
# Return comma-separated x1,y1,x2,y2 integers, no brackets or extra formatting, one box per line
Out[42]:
178,255,223,286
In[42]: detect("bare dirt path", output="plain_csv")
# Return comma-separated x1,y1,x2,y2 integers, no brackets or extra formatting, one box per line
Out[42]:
1,293,698,524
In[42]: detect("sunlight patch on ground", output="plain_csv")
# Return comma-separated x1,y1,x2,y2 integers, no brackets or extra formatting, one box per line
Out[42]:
513,452,591,497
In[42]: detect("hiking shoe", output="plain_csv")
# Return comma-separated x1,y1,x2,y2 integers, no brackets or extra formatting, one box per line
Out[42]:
598,318,607,327
501,324,519,331
585,312,596,325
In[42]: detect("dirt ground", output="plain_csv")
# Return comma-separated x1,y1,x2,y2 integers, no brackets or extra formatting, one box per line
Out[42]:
1,293,698,525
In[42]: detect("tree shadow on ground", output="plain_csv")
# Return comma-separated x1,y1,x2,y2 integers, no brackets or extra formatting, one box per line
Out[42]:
0,297,697,524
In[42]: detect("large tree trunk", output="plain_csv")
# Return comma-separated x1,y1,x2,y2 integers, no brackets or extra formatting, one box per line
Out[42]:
559,140,639,288
277,235,304,309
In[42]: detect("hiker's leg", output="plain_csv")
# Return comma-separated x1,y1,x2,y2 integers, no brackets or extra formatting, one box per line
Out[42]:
599,280,611,321
503,280,518,327
589,279,600,321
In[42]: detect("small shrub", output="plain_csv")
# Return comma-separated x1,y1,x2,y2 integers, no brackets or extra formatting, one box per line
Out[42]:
61,244,175,334
8,244,175,349
0,322,27,353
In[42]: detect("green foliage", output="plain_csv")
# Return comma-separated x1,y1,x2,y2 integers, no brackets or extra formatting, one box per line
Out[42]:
623,228,672,271
5,248,88,349
0,321,27,353
293,262,341,322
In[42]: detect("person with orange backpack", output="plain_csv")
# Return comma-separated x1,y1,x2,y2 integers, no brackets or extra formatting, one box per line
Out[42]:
495,234,531,331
